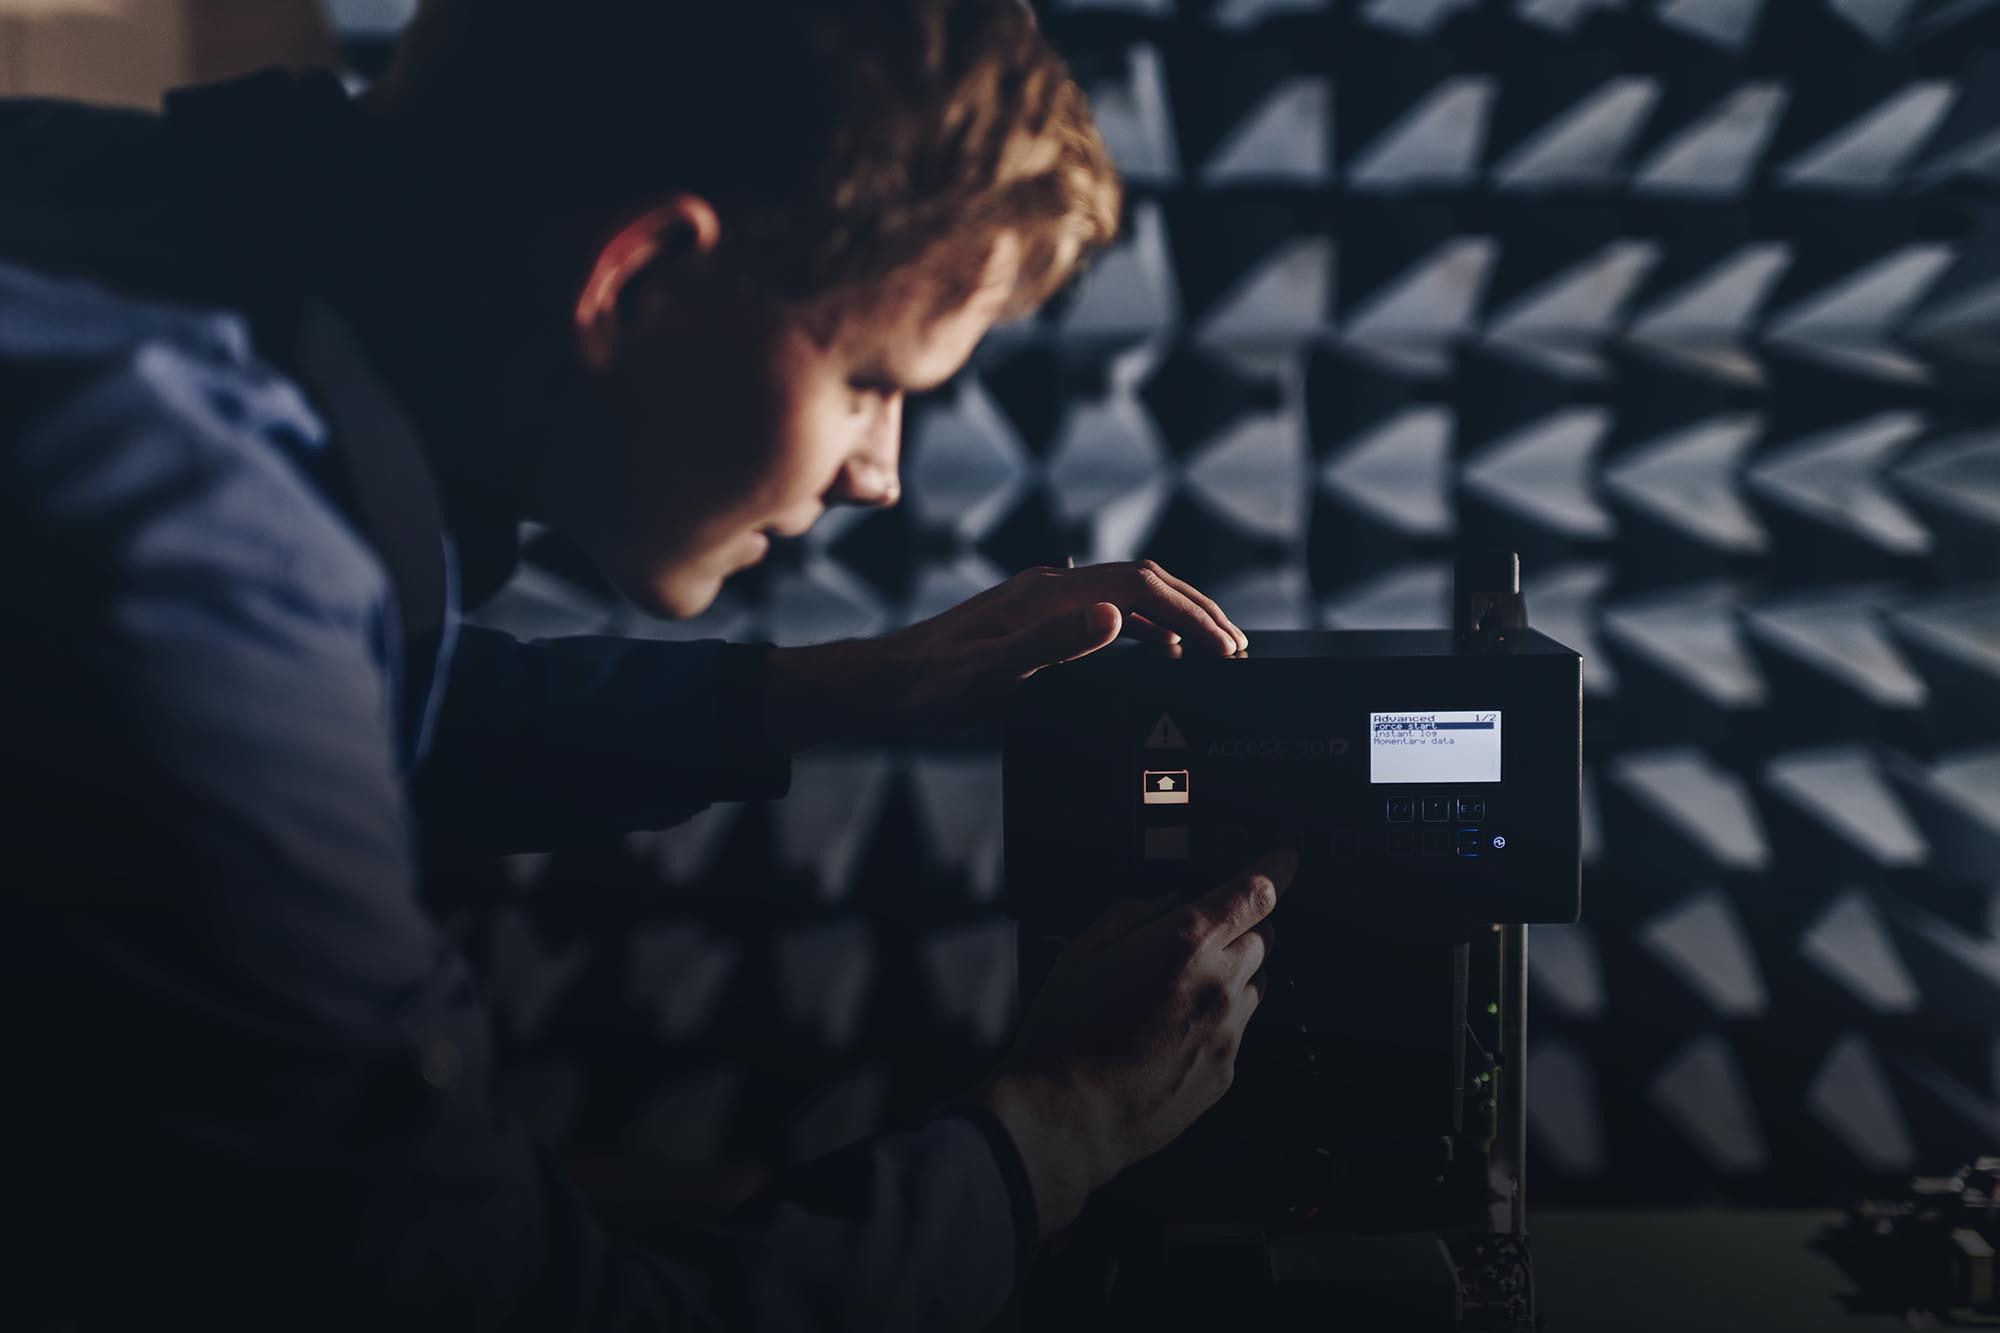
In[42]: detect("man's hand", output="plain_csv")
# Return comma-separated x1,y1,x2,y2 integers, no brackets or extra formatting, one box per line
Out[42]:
975,846,1298,1238
763,559,1248,750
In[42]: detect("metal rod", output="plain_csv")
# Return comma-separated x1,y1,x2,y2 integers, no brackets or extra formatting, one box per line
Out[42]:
1495,922,1528,1238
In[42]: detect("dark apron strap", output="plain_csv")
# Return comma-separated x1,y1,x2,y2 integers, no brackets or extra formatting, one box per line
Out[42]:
291,300,449,761
165,72,450,764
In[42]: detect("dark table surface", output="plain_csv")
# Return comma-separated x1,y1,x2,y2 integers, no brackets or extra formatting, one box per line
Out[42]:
1534,1210,1913,1333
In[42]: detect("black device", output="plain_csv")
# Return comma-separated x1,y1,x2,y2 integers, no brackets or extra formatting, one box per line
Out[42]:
1002,553,1581,1330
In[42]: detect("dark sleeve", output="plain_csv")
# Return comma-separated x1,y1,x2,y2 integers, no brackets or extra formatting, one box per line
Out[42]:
0,342,1021,1332
414,627,794,853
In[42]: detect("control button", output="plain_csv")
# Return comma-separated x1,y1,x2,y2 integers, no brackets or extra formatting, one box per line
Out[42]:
1387,829,1416,857
1329,829,1357,860
1420,796,1450,823
1419,829,1450,857
1490,834,1507,851
1144,826,1189,860
1456,797,1486,822
1385,797,1415,822
1143,770,1190,805
1455,828,1482,856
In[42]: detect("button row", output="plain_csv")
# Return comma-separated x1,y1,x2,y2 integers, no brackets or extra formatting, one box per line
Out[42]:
1149,826,1511,862
1386,828,1491,858
1386,796,1485,823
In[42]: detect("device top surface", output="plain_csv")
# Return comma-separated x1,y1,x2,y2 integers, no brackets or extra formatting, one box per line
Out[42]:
1063,628,1579,665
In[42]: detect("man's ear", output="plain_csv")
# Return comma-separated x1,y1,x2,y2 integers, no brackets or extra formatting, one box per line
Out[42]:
573,194,722,370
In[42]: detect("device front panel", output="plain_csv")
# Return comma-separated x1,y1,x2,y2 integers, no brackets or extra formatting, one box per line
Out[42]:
1005,651,1581,932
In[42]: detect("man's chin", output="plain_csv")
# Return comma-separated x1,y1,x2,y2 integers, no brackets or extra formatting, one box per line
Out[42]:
635,573,724,620
609,540,763,620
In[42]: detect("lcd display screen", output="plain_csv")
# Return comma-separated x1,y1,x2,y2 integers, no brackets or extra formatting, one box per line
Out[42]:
1370,711,1502,784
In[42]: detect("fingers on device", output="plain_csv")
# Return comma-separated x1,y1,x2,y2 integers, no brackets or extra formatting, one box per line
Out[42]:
1002,552,1581,1330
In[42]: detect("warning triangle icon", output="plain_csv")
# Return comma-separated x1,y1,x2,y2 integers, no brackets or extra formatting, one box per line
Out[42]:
1145,713,1188,749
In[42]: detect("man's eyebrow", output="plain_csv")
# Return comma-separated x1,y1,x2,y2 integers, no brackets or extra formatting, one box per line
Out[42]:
853,367,954,395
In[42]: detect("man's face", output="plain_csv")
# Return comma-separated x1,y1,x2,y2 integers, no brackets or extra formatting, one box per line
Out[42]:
557,234,1022,618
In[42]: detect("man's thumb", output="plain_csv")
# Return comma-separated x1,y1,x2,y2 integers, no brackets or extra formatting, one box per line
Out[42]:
1004,602,1122,678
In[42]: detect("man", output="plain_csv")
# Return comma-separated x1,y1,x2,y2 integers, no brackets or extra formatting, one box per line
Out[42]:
0,2,1297,1328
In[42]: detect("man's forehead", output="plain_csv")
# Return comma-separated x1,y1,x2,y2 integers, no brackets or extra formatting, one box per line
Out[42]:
841,234,1023,385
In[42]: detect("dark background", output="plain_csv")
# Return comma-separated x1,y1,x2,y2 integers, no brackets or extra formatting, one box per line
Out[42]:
14,0,1996,1229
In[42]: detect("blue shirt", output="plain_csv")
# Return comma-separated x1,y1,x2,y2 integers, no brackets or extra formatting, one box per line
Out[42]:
0,74,1032,1331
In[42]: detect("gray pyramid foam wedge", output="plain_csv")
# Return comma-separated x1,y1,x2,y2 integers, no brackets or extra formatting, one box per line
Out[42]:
1887,586,2000,684
1640,889,1770,1017
1347,77,1495,192
1059,201,1178,341
1800,889,1922,1014
1530,923,1608,1019
1829,0,1922,46
468,566,619,640
788,1065,891,1163
1483,241,1661,379
488,908,590,1047
1603,413,1768,554
627,925,741,1040
1608,748,1772,872
1602,582,1767,709
1053,0,1173,12
1905,279,2000,352
1197,236,1335,346
1522,562,1618,695
1632,84,1788,197
1880,898,2000,1016
1083,45,1179,185
1807,1034,1917,1171
1881,748,2000,885
1201,77,1333,185
1745,413,1932,555
1655,0,1766,51
1361,0,1479,36
776,754,895,902
1213,0,1331,27
909,754,1005,901
1461,407,1616,539
1493,77,1661,190
770,562,890,646
1204,565,1315,631
1780,82,1956,190
1045,391,1167,523
1342,237,1497,375
1743,585,1927,709
1651,1035,1769,1174
906,381,1032,541
1529,1041,1608,1177
1517,0,1627,33
646,802,743,885
920,918,1018,1046
1185,407,1312,540
904,556,1010,626
1892,430,2000,535
1625,243,1792,385
1320,561,1452,629
1320,405,1457,537
1763,746,1930,869
776,921,878,1050
1762,245,1955,383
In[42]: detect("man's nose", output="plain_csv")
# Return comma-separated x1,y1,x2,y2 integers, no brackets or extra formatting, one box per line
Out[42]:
829,413,903,509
